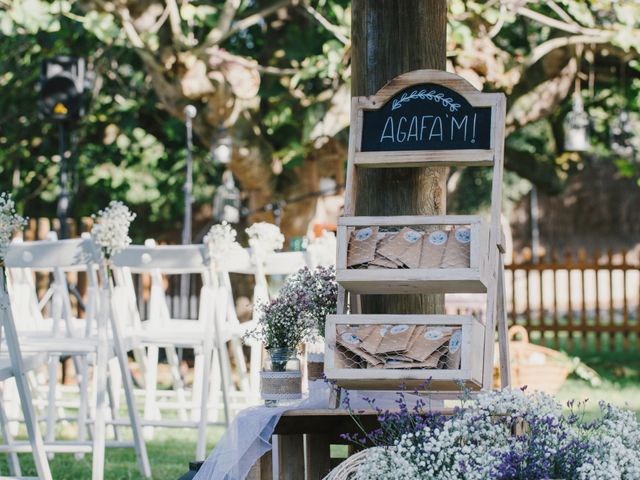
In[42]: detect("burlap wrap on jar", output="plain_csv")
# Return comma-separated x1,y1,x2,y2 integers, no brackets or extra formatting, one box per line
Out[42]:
260,371,302,401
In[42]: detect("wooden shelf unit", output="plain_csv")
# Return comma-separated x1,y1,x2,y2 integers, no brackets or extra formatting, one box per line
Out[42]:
326,69,510,395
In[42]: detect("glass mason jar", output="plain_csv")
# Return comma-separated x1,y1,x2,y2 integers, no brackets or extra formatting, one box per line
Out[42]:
260,347,302,407
306,341,325,383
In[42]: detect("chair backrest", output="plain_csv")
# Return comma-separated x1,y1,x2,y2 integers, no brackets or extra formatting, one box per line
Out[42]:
111,243,212,327
210,248,253,274
4,238,101,336
5,238,100,271
111,244,208,274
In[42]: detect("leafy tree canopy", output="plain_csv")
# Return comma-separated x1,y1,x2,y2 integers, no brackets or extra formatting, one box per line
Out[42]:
1,0,639,235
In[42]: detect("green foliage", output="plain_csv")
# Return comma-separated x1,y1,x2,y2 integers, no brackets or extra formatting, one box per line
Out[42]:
0,3,218,240
447,0,640,197
0,0,351,237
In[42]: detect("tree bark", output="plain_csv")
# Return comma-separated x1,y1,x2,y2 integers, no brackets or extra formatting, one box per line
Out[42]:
352,0,448,314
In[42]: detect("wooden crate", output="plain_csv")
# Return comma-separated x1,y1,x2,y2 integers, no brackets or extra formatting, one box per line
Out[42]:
325,314,485,391
336,215,489,294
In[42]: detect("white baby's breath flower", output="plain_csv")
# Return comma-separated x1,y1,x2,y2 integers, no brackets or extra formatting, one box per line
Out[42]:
91,201,136,259
0,192,27,262
245,222,284,254
203,222,241,263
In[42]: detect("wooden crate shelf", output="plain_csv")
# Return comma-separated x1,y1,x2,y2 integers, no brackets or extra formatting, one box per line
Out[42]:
336,215,489,295
324,314,485,391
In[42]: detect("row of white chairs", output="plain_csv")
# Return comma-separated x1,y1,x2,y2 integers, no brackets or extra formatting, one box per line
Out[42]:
0,235,319,479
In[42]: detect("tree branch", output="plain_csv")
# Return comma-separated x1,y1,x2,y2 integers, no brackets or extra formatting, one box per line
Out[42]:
524,34,613,68
507,57,577,134
196,0,241,48
300,3,349,45
209,46,299,76
166,0,187,46
149,4,171,33
218,0,242,36
516,6,607,37
546,0,578,26
197,0,293,53
223,0,293,42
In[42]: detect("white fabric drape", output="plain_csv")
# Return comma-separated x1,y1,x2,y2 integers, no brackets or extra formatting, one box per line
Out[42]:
194,382,423,480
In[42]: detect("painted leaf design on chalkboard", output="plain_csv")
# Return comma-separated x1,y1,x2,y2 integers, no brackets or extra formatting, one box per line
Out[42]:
391,88,461,112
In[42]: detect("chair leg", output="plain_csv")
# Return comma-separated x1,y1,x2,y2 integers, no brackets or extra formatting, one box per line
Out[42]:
87,358,98,441
0,387,21,477
131,347,147,389
7,378,21,436
249,343,262,403
75,357,89,460
191,351,203,421
14,369,52,480
207,349,221,423
92,343,108,480
165,346,188,421
230,337,250,393
143,346,159,440
109,287,151,478
106,363,121,441
45,355,59,459
196,344,212,461
217,345,231,427
116,347,152,478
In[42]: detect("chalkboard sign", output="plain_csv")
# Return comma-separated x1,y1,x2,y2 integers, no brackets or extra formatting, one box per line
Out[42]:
361,83,492,152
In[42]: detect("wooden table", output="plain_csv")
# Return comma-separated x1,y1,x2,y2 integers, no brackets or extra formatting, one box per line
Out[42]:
246,408,380,480
247,407,452,480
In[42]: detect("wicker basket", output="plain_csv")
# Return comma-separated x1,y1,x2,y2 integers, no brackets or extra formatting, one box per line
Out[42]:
322,448,385,480
494,326,571,394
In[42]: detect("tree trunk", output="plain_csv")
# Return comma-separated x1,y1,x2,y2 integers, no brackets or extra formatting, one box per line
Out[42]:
352,0,447,314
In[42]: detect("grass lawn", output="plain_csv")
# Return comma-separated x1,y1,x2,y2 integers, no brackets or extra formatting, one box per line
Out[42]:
1,351,638,478
555,350,640,418
0,427,225,479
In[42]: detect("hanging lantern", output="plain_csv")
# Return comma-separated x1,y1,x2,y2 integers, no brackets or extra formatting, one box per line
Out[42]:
213,169,241,223
610,109,635,159
563,95,590,152
211,129,233,165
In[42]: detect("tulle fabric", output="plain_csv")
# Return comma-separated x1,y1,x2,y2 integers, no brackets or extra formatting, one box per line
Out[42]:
194,382,425,480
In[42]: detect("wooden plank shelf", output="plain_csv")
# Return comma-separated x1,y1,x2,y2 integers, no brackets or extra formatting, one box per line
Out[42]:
325,314,485,391
336,268,486,294
354,150,494,168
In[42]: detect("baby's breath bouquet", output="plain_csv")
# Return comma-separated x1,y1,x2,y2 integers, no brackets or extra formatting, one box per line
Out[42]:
285,266,337,339
203,221,242,266
91,201,136,260
245,222,284,256
249,287,314,353
0,193,26,265
344,388,640,480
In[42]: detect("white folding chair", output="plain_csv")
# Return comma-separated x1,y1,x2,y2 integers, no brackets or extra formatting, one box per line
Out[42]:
4,238,151,479
0,267,52,479
111,243,231,459
6,240,98,455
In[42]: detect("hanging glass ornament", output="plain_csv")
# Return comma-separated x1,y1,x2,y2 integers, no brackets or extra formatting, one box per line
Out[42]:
213,169,241,224
563,94,590,152
610,109,635,159
211,129,233,165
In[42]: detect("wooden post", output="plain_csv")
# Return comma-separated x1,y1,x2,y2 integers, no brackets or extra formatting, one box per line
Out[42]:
352,0,448,314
